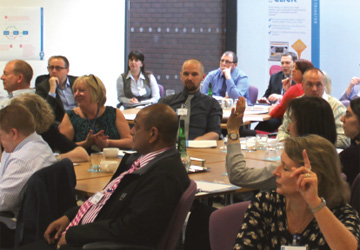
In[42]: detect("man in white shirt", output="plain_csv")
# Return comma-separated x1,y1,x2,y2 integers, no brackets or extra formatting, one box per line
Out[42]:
0,60,34,109
277,68,350,148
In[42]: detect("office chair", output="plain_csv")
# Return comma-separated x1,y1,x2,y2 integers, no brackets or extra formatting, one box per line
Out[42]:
248,85,259,105
158,84,165,97
209,200,250,250
82,180,197,250
0,158,77,247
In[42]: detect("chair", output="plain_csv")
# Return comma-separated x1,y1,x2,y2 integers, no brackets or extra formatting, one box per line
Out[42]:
35,74,49,87
350,173,360,214
83,179,197,250
158,84,165,97
5,158,77,247
209,201,250,250
269,65,282,75
248,85,258,105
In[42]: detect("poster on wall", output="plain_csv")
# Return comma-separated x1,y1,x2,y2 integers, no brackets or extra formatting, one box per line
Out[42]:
268,0,319,68
0,7,44,61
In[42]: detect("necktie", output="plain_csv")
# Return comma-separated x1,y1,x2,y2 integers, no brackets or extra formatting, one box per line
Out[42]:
182,94,194,140
219,77,227,97
64,158,141,231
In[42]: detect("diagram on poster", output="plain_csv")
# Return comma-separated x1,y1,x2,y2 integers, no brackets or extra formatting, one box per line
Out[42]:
0,7,43,60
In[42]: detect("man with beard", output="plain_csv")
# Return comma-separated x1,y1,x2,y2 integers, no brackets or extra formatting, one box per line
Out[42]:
159,59,222,140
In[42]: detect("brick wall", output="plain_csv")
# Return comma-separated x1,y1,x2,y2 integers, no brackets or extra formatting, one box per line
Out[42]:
128,0,226,93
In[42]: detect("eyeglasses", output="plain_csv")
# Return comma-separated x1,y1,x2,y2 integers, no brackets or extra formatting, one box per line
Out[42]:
47,66,66,71
220,59,234,65
84,74,99,86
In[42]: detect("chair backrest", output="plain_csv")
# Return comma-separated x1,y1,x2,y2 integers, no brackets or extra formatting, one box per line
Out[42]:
248,85,258,105
350,173,360,214
158,84,165,97
35,74,50,87
15,158,77,247
209,200,250,250
156,179,196,250
269,65,282,75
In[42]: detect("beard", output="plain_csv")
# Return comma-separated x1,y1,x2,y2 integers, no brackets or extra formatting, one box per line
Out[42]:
184,81,199,92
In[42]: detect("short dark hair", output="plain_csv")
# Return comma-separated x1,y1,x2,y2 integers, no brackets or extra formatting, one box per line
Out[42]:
295,59,314,75
141,103,178,145
12,60,33,85
49,55,70,69
281,52,297,62
223,51,238,63
287,96,337,145
0,104,35,136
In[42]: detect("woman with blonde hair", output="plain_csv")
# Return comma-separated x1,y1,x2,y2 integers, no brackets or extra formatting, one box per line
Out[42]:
10,93,89,162
59,75,132,152
234,135,359,249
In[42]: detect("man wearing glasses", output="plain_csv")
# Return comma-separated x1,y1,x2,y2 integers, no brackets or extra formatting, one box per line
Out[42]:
201,51,249,101
36,56,77,124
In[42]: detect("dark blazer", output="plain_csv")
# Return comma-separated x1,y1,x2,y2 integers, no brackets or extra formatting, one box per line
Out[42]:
64,147,190,248
35,75,77,124
263,71,296,98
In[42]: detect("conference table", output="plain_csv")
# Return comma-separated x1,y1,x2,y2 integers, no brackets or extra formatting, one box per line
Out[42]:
74,140,280,199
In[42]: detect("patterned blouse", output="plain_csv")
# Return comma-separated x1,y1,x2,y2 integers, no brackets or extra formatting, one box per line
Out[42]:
67,106,120,147
234,191,360,250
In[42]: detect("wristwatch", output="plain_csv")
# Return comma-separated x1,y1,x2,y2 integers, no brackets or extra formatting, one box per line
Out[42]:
310,197,326,213
228,133,239,141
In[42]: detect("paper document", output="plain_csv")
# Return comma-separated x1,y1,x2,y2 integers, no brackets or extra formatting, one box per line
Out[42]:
195,181,239,193
187,140,217,148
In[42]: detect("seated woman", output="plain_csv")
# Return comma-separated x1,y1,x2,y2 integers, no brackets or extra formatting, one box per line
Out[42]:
117,50,160,108
59,75,132,153
340,77,360,102
340,97,360,186
10,93,89,162
226,96,336,189
255,59,314,132
234,135,359,249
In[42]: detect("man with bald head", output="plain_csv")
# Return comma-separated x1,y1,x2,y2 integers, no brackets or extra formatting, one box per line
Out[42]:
159,59,222,140
277,68,350,148
39,103,190,249
0,60,34,109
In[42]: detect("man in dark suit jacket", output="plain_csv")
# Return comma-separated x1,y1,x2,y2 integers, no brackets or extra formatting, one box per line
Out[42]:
35,56,77,124
41,103,190,250
259,52,297,104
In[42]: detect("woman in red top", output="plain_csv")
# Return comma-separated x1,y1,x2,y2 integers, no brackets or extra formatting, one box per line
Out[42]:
269,59,314,119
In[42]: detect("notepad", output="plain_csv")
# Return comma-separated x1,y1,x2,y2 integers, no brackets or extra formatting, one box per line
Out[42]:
187,140,218,148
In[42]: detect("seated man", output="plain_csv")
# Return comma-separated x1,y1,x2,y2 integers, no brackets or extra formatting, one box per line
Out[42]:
277,68,350,149
340,76,360,102
159,59,222,140
0,60,34,109
35,56,77,124
201,51,249,101
0,104,56,247
32,103,190,249
258,52,297,104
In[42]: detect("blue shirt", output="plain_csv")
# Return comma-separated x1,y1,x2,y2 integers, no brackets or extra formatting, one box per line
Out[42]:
49,77,77,111
201,67,249,100
340,84,360,101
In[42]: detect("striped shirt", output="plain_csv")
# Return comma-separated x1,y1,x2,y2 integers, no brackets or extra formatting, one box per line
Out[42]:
0,132,56,215
66,147,170,230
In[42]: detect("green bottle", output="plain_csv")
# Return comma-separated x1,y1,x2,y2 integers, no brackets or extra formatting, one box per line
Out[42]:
178,120,190,171
208,82,213,97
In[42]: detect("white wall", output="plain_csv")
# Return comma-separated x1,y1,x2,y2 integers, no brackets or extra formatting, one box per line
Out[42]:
0,0,126,106
237,0,360,99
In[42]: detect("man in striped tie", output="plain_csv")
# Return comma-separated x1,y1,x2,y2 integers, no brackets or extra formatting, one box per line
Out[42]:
43,103,190,250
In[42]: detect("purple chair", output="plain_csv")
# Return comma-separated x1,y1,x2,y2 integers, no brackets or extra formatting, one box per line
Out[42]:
209,201,251,250
350,173,360,214
83,180,197,250
158,84,165,97
248,85,258,105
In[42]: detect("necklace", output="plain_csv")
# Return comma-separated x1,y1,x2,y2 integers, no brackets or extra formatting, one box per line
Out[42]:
84,107,100,132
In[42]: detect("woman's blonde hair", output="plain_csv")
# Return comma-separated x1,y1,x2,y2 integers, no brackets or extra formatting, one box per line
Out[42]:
72,75,106,107
10,93,55,134
284,134,350,208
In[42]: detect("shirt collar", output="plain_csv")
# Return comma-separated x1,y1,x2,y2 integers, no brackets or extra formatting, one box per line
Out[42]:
181,89,201,98
321,91,329,101
126,71,145,81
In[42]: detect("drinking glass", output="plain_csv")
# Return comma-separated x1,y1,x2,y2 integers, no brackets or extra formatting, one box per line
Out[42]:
90,152,104,172
245,136,257,152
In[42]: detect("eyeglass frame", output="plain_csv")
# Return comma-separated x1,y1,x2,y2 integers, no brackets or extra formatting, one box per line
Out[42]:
220,59,234,65
47,65,67,71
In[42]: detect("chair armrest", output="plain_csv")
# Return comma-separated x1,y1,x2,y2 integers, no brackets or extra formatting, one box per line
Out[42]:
82,241,155,250
0,213,16,230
